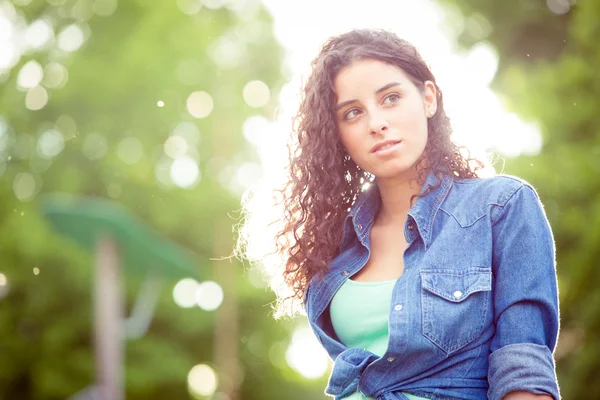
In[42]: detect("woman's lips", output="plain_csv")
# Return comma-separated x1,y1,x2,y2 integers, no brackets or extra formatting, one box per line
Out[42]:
371,140,402,156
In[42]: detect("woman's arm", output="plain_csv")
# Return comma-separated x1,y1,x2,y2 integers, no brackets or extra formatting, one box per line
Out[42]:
487,183,560,400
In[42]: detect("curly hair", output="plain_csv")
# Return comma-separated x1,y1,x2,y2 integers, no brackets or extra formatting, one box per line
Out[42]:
239,29,483,318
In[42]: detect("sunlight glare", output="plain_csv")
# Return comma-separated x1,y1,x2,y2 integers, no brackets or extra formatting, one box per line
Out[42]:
261,0,541,163
285,323,330,379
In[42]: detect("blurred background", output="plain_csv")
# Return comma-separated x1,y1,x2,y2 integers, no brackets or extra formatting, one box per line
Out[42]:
0,0,597,399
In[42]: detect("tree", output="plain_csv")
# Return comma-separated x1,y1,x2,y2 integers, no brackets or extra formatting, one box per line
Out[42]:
0,1,327,399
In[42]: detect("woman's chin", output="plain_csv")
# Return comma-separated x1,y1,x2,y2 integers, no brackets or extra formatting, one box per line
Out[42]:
370,163,420,181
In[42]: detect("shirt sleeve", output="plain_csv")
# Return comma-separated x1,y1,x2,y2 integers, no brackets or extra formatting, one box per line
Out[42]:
488,183,560,400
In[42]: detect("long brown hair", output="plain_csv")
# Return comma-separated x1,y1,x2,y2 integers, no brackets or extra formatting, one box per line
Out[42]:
238,29,483,318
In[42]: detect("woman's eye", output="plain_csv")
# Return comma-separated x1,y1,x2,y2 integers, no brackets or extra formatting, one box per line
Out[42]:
383,93,401,105
344,109,361,120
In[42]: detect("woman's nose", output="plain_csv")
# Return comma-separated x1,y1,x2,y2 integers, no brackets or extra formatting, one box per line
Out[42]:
369,111,389,135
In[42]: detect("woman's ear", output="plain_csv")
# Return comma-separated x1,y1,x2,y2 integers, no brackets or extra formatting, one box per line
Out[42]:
423,80,437,117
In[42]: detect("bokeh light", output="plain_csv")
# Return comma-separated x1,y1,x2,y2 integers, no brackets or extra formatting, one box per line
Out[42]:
234,162,262,191
117,137,144,165
72,0,94,23
164,135,188,159
209,35,244,69
25,19,54,49
187,364,218,397
242,80,270,108
37,129,64,159
154,157,173,187
242,115,269,146
202,0,226,10
43,62,68,88
25,85,48,110
0,272,8,299
177,0,203,15
17,60,43,90
172,121,201,146
57,24,85,52
194,281,224,311
93,0,118,17
55,115,77,140
173,278,199,308
107,183,122,199
13,172,41,202
82,133,108,160
547,0,571,15
186,91,213,118
170,155,200,188
285,323,329,379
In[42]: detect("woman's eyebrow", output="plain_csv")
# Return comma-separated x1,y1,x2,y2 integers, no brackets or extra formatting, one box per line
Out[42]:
335,82,402,111
375,81,401,95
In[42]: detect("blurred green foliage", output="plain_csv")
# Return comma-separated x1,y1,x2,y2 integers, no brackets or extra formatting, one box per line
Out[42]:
438,0,600,398
4,0,597,399
0,0,327,399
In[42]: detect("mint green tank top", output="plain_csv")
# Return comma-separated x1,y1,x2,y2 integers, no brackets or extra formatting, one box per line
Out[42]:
330,278,429,400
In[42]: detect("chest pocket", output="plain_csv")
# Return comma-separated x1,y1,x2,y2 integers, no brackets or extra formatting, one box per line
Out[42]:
420,268,492,354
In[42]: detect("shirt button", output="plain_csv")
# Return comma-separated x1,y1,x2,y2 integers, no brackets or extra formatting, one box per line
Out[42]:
387,357,395,362
394,304,403,311
342,270,350,276
357,223,363,230
453,290,463,299
408,224,414,230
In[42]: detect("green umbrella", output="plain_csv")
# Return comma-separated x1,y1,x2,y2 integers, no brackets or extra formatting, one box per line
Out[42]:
41,193,199,400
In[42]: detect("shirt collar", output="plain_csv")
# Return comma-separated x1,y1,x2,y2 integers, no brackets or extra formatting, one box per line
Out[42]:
343,170,454,250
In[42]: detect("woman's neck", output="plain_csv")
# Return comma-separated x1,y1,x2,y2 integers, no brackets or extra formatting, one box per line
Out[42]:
375,171,424,225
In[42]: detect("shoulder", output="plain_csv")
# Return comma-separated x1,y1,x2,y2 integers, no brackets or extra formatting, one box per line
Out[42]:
440,174,539,227
450,174,537,208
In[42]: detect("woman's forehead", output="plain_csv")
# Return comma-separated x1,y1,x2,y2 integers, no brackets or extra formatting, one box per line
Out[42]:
334,60,412,97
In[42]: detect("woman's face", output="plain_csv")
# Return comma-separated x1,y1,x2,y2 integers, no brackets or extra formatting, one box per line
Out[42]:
334,59,437,181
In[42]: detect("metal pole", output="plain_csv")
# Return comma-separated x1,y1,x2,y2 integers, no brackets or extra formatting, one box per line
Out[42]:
94,236,124,400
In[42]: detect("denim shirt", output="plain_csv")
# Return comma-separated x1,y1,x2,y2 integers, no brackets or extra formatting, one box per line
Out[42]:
305,172,560,400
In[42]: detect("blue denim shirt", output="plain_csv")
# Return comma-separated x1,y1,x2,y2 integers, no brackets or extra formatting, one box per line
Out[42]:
305,172,560,400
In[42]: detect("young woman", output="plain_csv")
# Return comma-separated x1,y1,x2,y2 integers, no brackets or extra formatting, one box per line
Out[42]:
240,29,560,400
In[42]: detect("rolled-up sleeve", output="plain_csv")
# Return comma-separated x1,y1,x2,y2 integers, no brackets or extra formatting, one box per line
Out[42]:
488,184,560,400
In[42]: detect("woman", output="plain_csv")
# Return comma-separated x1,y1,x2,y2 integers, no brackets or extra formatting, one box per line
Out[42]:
239,29,560,399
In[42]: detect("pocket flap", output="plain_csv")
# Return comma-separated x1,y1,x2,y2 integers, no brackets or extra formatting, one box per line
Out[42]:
421,268,492,302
